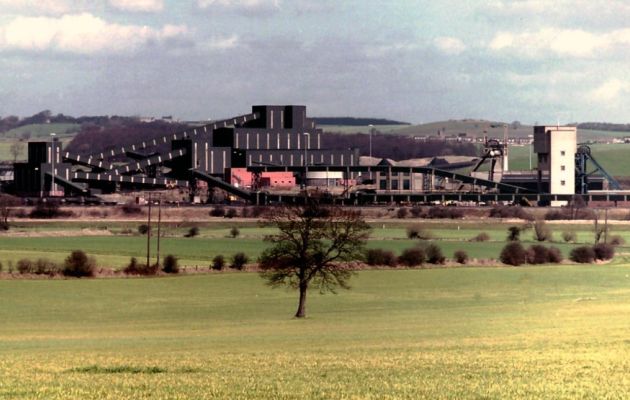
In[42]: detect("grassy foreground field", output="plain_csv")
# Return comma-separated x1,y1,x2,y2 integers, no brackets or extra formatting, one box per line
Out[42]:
1,219,628,268
1,266,629,399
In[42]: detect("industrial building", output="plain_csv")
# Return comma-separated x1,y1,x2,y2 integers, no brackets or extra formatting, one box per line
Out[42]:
500,125,614,203
4,105,625,205
10,105,358,201
534,125,577,196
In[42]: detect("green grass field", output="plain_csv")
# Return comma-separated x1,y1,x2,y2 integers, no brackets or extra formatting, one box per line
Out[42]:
1,266,629,399
0,137,74,162
578,129,630,141
0,140,14,161
2,220,628,268
3,123,80,139
508,142,630,176
0,123,79,161
323,120,630,141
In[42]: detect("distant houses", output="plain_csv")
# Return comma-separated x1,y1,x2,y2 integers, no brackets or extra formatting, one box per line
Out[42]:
412,133,532,145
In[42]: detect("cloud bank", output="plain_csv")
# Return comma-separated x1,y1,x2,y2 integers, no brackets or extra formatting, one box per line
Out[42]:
0,13,186,54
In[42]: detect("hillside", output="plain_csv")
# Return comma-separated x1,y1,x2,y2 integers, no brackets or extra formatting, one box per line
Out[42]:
314,117,409,126
4,123,80,139
322,119,533,137
389,119,531,137
335,119,630,142
3,111,630,163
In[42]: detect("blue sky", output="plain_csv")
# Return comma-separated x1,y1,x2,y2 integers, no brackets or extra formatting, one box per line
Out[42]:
1,0,629,124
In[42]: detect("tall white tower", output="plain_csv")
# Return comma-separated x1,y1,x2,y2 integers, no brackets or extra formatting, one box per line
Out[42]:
534,125,576,200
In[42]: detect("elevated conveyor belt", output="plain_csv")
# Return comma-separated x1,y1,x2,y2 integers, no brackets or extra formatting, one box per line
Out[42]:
62,152,115,171
110,148,187,175
247,165,533,194
191,169,253,201
71,171,188,188
46,172,90,195
125,150,159,160
88,112,259,160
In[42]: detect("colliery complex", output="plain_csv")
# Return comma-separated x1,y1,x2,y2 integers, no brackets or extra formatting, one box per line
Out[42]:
3,105,626,205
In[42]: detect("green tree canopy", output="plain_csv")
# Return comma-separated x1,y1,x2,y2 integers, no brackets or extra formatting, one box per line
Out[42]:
258,202,371,318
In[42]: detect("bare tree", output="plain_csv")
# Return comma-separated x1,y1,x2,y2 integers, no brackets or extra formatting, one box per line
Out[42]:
258,202,371,318
569,195,588,220
533,219,552,242
593,208,609,244
9,142,24,162
0,194,20,230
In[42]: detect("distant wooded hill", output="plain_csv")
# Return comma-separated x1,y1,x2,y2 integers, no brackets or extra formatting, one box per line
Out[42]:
66,120,189,158
7,111,630,135
314,117,409,126
0,110,139,134
66,122,477,160
65,117,477,160
576,122,630,132
321,132,477,159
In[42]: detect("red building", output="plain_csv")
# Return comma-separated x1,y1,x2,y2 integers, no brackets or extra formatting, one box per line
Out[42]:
230,168,295,189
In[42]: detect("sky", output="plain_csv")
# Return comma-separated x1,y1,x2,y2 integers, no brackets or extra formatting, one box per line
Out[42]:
1,0,630,124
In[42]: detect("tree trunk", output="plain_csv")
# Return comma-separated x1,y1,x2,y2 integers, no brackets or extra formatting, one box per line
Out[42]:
295,283,308,318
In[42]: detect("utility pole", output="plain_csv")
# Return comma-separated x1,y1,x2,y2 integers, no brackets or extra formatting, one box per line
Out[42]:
503,124,508,172
528,134,533,170
156,193,162,267
50,133,56,196
303,132,309,193
368,124,374,182
146,193,152,267
604,208,608,244
368,124,373,159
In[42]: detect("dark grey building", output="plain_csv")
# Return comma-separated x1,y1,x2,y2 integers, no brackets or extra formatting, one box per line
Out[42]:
13,141,78,197
168,105,356,183
11,105,359,198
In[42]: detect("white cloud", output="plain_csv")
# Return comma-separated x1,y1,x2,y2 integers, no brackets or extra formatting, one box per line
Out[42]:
433,36,465,55
291,0,335,15
483,0,630,32
205,34,239,50
504,71,588,87
488,29,601,57
0,13,187,54
488,32,513,50
0,0,164,15
488,28,630,58
108,0,164,12
590,79,630,102
485,0,630,17
197,0,281,15
363,42,417,58
0,0,79,15
485,0,558,14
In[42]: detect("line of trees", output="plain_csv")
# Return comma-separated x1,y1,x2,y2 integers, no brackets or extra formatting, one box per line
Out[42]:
1,200,623,319
576,122,630,132
0,110,149,134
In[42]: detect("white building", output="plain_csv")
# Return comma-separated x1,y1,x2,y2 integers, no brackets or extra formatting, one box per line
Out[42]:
534,126,576,203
